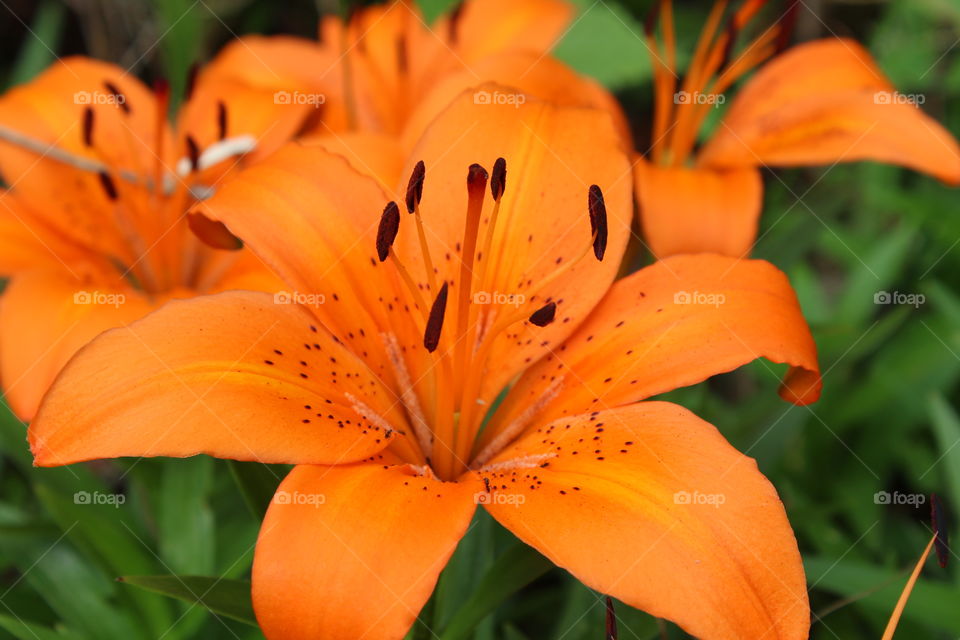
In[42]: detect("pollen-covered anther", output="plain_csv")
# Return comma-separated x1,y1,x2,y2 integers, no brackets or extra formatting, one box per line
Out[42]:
528,301,557,327
424,282,449,353
405,160,425,213
490,157,507,200
376,201,401,262
588,184,608,261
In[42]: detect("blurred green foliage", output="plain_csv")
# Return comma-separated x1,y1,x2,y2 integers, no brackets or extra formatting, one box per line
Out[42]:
1,0,960,638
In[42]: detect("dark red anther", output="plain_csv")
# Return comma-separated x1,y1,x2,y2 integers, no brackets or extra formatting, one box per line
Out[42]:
217,101,228,140
423,282,449,353
605,596,617,640
490,157,507,201
719,19,739,71
529,301,557,327
774,0,800,54
185,136,201,172
932,493,950,569
153,77,170,103
376,201,401,262
103,81,130,114
588,185,608,261
396,32,408,74
98,171,118,201
644,0,661,37
406,160,425,213
82,107,94,147
447,1,465,43
185,63,200,102
467,163,488,196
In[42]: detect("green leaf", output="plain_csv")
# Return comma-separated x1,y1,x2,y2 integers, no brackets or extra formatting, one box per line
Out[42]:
0,614,83,640
227,460,287,520
118,575,257,627
806,556,960,633
7,0,66,88
18,545,143,640
928,393,960,515
154,0,206,106
439,543,552,640
554,0,652,90
417,0,458,22
33,483,172,637
158,457,215,575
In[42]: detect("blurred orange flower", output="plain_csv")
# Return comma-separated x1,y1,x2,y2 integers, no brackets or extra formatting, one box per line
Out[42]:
635,0,960,258
203,0,628,158
0,57,302,419
31,93,821,640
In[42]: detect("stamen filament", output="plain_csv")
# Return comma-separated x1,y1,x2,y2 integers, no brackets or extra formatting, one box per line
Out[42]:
453,164,488,403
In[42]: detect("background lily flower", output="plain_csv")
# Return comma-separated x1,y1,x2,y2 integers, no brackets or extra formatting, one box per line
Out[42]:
30,92,822,640
636,0,960,258
201,0,629,154
0,56,306,419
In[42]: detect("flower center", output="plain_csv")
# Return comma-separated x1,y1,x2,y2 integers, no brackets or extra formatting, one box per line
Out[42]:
377,158,607,480
0,78,254,297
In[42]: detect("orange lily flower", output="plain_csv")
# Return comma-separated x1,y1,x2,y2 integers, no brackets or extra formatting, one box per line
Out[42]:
636,0,960,258
202,0,628,149
30,92,822,639
0,56,310,419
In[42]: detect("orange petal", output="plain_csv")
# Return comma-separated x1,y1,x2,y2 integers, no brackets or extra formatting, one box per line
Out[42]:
484,254,820,445
0,271,153,421
635,158,762,258
401,52,629,150
699,39,960,184
298,131,405,190
0,57,172,255
0,192,88,274
481,402,809,640
29,290,408,467
397,87,632,410
193,144,411,391
197,35,350,132
253,463,479,639
449,0,574,63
